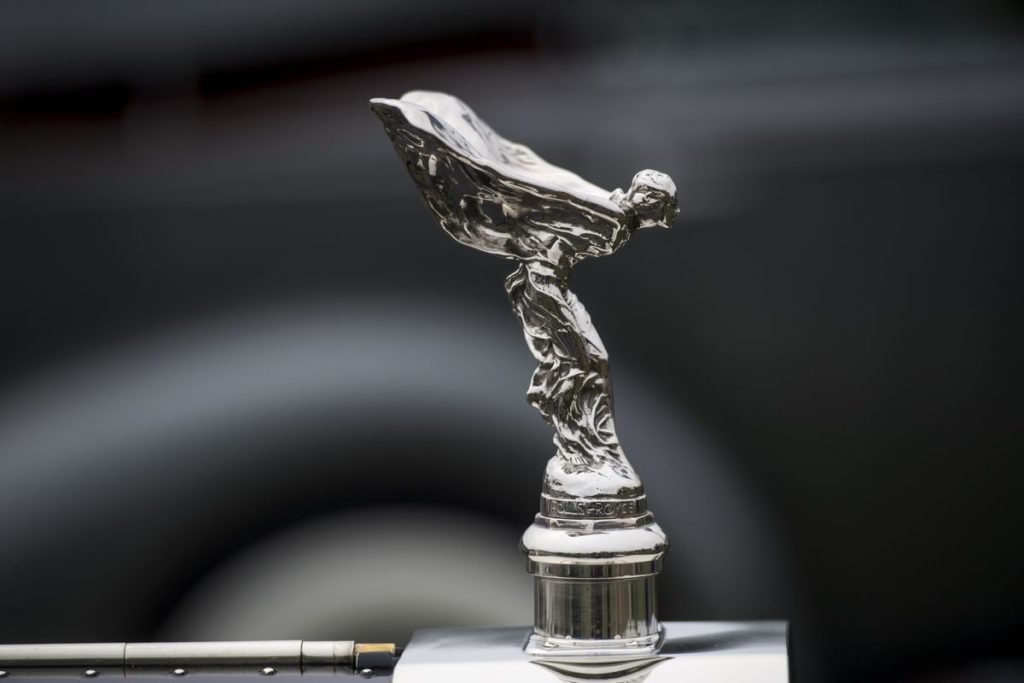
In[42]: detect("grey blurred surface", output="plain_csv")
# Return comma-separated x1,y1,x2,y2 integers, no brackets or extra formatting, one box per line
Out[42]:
1,2,1023,682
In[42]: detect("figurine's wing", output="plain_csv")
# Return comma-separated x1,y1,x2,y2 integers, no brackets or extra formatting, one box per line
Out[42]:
371,92,628,263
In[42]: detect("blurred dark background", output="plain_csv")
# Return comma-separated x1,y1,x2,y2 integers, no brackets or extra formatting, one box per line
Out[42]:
1,1,1023,681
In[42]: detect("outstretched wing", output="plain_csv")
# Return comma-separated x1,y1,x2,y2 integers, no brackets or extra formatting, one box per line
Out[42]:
370,92,629,265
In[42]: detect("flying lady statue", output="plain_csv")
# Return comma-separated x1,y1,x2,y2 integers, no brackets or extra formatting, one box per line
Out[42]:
371,91,676,500
372,91,675,651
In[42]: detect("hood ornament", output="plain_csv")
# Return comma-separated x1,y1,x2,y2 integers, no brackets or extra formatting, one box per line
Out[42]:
371,91,675,656
0,92,788,683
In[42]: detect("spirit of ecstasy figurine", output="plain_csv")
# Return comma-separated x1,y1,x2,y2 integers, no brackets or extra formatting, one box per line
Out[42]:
0,91,788,683
371,91,676,655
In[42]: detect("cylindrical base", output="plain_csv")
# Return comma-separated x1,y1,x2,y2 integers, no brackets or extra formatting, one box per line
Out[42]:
534,574,658,641
520,491,668,657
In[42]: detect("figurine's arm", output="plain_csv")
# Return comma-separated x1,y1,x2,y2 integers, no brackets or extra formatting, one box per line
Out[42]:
404,137,630,267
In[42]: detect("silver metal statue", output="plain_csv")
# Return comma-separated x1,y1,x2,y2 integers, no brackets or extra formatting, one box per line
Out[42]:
371,92,675,655
369,91,677,503
0,92,789,683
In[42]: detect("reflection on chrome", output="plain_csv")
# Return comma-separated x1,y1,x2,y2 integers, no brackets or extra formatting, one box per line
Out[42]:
533,655,667,682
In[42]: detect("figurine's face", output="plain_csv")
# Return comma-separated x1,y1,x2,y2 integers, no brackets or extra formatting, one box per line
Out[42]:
628,169,678,229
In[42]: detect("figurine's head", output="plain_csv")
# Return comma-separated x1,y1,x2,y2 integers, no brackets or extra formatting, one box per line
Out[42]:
626,169,678,230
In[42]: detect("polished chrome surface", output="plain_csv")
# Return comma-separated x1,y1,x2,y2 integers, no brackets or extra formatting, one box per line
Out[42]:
0,641,398,677
393,622,789,682
522,512,668,654
371,91,675,651
533,575,657,643
369,91,677,500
